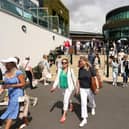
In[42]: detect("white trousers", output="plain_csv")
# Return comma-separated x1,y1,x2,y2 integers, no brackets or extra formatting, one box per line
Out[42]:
63,88,73,111
112,71,118,85
80,88,96,118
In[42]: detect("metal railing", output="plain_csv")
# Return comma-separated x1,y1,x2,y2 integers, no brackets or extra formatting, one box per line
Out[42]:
0,0,67,35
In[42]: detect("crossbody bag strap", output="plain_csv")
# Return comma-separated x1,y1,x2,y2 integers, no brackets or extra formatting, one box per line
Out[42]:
24,61,29,70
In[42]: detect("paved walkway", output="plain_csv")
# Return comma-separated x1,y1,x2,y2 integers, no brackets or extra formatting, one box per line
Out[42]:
0,54,129,129
24,79,129,129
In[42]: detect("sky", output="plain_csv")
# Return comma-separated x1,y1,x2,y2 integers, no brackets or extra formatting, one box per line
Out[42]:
61,0,129,33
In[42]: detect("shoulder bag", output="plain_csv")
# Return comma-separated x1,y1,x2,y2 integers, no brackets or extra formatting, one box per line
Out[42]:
90,70,102,94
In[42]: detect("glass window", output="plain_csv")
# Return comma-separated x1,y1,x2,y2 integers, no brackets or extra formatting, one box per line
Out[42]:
127,11,129,18
23,10,32,22
107,10,129,22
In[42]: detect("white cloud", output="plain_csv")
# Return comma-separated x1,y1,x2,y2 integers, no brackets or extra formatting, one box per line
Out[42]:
70,5,104,32
61,0,129,33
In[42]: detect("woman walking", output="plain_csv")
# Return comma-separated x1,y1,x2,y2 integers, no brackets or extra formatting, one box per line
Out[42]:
77,56,99,127
122,55,129,87
111,56,119,87
50,58,77,123
94,53,101,69
22,57,34,89
39,55,51,86
0,57,25,129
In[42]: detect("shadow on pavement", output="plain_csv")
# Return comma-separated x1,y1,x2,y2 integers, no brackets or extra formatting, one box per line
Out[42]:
10,115,32,129
72,102,81,121
49,101,63,112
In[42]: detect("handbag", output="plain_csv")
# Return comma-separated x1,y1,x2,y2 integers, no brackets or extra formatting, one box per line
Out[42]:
18,96,25,102
91,75,102,94
32,79,38,88
46,73,52,79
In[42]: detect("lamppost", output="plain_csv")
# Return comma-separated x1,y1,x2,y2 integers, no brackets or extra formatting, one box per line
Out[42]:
106,41,109,77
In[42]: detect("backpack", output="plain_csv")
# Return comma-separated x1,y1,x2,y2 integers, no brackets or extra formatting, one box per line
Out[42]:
38,61,44,71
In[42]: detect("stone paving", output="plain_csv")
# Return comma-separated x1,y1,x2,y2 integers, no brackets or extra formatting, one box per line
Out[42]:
0,54,129,129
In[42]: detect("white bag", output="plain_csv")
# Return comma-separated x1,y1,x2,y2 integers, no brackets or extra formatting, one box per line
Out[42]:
32,79,38,88
46,73,52,79
18,96,25,102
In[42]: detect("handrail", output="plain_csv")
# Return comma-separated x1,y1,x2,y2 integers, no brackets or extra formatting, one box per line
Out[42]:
0,0,67,36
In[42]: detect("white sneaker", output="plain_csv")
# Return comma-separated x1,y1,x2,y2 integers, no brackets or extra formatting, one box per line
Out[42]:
79,119,87,127
44,82,49,86
125,83,128,87
122,83,126,88
112,82,115,86
91,108,95,116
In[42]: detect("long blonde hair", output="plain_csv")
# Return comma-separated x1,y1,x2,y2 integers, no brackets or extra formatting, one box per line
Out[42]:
61,58,69,63
80,56,91,70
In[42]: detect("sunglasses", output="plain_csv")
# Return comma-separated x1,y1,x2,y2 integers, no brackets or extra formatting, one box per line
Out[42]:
79,60,82,63
62,62,68,64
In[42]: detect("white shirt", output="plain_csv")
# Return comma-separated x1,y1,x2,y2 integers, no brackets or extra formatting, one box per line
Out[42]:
22,60,31,71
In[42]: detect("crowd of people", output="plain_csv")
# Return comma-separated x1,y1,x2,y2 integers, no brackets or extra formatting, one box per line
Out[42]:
0,49,101,128
0,57,38,129
108,41,129,88
0,39,129,128
110,49,129,88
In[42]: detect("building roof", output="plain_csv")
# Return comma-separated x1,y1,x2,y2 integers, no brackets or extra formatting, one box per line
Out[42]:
70,31,104,41
70,31,102,36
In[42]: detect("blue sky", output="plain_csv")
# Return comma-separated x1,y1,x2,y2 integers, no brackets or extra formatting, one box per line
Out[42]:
61,0,129,33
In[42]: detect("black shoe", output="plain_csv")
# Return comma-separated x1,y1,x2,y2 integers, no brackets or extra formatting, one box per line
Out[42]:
0,119,3,127
31,87,37,89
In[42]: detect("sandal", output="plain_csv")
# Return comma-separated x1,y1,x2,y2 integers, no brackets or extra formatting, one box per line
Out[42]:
60,116,66,123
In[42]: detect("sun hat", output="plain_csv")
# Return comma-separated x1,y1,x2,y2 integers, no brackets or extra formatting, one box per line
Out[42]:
1,57,17,64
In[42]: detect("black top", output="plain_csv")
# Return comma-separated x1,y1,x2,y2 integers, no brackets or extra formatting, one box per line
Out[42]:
0,68,2,80
123,60,129,74
78,67,96,89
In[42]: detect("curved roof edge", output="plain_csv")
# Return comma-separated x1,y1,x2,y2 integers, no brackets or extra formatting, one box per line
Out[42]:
106,5,129,20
